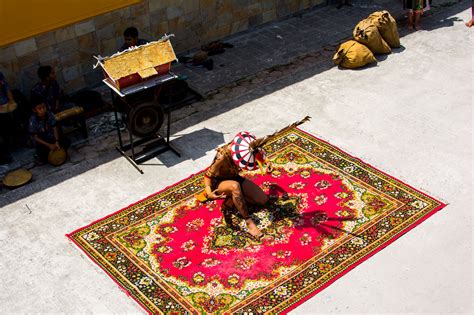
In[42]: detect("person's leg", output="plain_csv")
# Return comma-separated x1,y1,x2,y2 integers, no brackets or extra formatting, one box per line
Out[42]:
58,136,71,150
0,136,11,164
36,143,50,163
217,180,262,237
414,11,422,30
35,135,53,163
466,5,474,27
221,196,237,229
217,180,250,218
0,115,12,164
407,10,414,30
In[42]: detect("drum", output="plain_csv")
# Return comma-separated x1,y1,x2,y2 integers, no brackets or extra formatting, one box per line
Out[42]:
2,168,32,188
54,106,84,122
48,148,67,166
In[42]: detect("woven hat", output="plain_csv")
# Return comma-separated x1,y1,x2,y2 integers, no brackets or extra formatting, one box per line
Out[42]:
48,148,67,166
2,168,32,188
230,132,266,171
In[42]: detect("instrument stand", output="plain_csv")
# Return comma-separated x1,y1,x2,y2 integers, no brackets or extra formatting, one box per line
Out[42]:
105,73,183,174
113,107,181,174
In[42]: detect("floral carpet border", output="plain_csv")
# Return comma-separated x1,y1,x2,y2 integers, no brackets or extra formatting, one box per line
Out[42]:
67,127,446,314
280,128,447,313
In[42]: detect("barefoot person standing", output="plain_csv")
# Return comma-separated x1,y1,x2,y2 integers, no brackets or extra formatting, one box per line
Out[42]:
405,0,428,30
466,1,474,27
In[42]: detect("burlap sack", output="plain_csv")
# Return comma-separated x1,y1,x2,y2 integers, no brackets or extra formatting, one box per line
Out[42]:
369,10,400,48
353,18,391,54
333,40,377,69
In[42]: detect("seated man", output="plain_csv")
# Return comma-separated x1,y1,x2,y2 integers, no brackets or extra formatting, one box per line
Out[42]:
1,71,30,133
0,71,16,164
119,26,148,52
28,97,70,164
0,71,15,108
31,65,73,113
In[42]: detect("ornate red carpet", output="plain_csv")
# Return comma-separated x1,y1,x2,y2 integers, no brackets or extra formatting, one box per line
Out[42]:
67,128,445,314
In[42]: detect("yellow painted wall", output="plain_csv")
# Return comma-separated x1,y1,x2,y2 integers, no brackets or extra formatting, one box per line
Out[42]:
0,0,140,46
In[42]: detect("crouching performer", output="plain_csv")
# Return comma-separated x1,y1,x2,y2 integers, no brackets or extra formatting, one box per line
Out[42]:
203,131,269,238
202,116,311,239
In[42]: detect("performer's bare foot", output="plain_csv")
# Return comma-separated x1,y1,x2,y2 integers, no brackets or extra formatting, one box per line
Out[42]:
466,19,474,28
408,24,414,31
415,25,423,31
246,219,262,238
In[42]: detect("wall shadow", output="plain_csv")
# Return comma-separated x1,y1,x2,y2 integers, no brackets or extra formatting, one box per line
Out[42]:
0,0,470,208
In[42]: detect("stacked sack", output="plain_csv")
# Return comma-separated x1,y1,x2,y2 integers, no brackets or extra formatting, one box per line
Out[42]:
332,40,376,69
333,10,400,69
369,11,400,48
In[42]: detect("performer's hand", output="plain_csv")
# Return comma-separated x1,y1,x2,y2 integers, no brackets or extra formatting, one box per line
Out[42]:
207,189,226,200
48,143,57,151
54,141,61,151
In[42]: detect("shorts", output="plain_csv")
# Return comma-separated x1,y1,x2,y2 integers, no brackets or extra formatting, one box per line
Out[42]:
210,175,246,191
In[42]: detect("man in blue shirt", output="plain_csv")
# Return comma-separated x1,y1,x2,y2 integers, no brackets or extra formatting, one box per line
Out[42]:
119,27,148,52
31,66,66,113
29,97,70,164
0,72,13,106
0,71,15,164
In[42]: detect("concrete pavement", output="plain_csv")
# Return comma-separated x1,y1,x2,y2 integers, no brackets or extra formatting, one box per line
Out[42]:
0,1,472,314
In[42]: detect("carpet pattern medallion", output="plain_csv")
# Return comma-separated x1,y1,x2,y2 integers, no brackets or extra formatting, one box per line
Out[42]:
68,128,445,314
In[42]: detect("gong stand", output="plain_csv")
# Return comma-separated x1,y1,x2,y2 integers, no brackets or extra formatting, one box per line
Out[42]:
104,73,181,174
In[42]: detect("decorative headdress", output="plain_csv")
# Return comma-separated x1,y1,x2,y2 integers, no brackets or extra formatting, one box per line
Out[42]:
230,131,265,171
230,116,311,173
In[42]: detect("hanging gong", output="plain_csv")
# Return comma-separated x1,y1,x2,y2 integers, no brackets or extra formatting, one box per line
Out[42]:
128,101,164,138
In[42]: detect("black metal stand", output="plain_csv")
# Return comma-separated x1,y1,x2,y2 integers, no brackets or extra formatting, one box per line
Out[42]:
106,73,201,174
113,108,181,174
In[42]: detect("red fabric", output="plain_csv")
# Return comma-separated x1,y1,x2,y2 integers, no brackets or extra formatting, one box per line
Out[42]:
67,128,446,314
148,171,352,287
